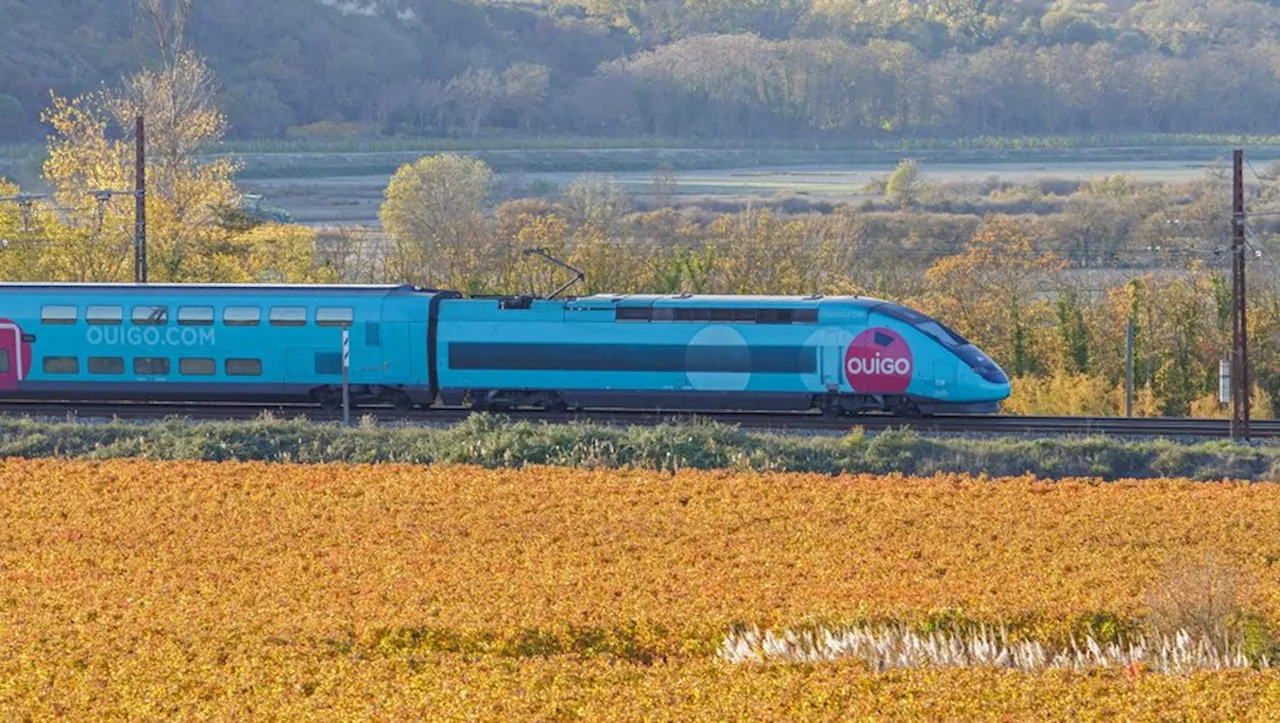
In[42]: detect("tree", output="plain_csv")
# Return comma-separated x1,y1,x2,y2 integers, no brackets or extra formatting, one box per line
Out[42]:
924,215,1066,376
38,47,327,283
886,159,927,209
651,162,678,208
447,68,501,138
22,0,328,284
380,154,495,290
500,63,550,132
560,174,633,238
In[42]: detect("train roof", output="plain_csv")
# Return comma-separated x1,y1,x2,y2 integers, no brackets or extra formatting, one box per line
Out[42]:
0,283,437,296
579,293,885,308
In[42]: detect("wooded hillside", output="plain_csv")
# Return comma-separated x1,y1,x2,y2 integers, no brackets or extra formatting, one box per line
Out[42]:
5,0,1280,142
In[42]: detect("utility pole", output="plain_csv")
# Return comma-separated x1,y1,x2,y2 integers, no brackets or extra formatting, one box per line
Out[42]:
89,116,147,282
1124,320,1134,417
1230,150,1251,441
134,115,147,284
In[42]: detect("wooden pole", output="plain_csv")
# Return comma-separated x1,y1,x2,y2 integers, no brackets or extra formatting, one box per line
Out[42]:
134,115,147,284
1230,150,1250,441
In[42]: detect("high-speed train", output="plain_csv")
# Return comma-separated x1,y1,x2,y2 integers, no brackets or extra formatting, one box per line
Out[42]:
0,284,1009,415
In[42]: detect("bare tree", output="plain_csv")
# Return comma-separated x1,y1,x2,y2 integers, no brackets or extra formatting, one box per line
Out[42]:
447,68,501,139
135,0,194,68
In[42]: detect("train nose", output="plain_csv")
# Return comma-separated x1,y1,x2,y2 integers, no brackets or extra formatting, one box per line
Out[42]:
956,344,1007,385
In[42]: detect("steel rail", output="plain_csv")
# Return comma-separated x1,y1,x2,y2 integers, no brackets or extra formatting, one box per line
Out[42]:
0,401,1277,438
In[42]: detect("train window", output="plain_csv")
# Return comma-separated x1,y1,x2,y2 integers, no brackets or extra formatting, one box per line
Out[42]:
226,358,262,376
178,306,214,326
0,349,8,374
133,357,170,375
673,308,712,322
315,307,354,327
314,352,341,375
365,322,380,347
42,357,79,374
179,358,216,376
86,305,123,325
132,306,168,325
88,357,124,375
269,307,306,327
223,306,261,326
915,320,966,348
41,305,77,325
616,307,651,321
641,307,817,324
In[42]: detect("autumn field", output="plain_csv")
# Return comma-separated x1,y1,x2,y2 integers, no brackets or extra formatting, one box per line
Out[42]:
0,459,1276,718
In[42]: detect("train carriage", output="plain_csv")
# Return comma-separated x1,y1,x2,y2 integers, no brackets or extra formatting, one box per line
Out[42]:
0,284,450,410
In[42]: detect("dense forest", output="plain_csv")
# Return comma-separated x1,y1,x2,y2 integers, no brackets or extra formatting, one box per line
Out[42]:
5,0,1280,142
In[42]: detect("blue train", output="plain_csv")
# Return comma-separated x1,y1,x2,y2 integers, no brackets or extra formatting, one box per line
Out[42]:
0,283,1009,415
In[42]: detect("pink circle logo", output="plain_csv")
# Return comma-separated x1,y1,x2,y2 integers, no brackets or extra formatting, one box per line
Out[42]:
845,327,913,393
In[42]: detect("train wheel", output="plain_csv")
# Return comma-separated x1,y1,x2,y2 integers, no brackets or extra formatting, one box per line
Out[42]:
892,399,921,417
318,394,341,412
390,391,414,413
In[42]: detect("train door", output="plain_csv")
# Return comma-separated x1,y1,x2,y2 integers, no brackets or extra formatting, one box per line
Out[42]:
377,300,408,381
818,331,843,392
0,320,25,391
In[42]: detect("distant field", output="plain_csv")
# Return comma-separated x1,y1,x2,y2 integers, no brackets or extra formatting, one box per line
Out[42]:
240,156,1253,227
6,136,1280,226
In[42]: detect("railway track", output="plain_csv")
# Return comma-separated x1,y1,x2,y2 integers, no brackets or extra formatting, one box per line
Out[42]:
0,401,1277,438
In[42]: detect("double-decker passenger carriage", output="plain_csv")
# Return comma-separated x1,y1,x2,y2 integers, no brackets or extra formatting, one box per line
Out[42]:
0,283,1009,415
0,284,451,412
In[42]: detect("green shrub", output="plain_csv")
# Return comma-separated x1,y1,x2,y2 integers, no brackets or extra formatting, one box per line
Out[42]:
1,415,1277,480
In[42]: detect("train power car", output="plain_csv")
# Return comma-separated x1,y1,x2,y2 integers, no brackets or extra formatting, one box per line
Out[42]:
0,283,1009,415
436,293,1008,415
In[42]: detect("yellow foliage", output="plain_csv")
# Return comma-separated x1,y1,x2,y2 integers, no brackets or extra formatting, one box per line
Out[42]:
1191,392,1230,419
1112,382,1164,417
380,153,494,290
0,459,1276,717
4,55,331,285
1194,386,1276,419
239,224,338,284
923,215,1066,375
1004,372,1118,415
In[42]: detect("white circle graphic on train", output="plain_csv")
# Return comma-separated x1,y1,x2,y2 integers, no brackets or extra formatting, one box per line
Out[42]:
86,326,216,347
685,325,749,391
800,328,855,393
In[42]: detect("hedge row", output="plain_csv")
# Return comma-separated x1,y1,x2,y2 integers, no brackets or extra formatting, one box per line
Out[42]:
1,414,1277,480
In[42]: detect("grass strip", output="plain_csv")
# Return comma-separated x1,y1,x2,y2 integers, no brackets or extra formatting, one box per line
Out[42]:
1,414,1277,480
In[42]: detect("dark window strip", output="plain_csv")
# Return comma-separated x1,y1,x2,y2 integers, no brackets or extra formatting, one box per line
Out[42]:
616,307,817,324
448,343,815,374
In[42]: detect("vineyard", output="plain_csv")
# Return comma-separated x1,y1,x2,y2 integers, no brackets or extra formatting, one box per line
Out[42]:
0,459,1275,717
